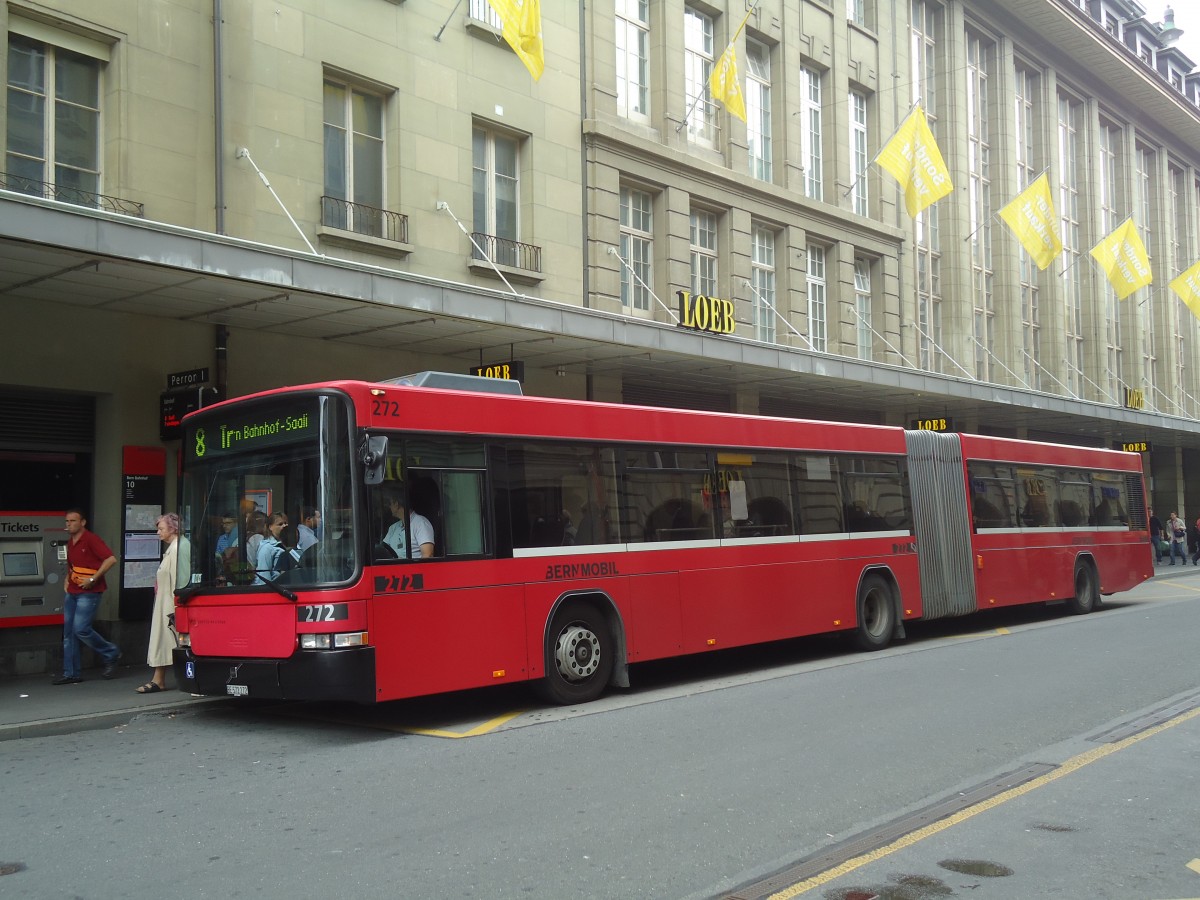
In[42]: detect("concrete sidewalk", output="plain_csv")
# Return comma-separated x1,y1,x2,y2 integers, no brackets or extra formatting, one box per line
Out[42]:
0,663,221,742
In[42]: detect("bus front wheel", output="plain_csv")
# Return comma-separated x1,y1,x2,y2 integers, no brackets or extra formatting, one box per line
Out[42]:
852,574,896,651
1066,561,1098,615
537,601,614,705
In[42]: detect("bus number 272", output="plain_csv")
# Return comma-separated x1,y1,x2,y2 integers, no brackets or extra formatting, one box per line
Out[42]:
297,603,349,623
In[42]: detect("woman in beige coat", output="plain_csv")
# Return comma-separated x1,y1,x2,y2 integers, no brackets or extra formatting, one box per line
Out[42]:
137,513,187,693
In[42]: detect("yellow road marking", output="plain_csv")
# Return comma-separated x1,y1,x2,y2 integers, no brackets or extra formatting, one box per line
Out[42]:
404,710,525,739
1187,857,1200,875
768,705,1200,899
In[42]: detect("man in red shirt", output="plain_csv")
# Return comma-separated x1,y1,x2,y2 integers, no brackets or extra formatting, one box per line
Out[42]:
55,508,121,685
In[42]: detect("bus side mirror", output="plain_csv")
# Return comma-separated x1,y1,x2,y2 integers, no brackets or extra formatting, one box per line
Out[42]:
361,435,388,485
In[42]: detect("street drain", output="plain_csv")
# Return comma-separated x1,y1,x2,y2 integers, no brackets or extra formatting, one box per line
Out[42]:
937,859,1013,877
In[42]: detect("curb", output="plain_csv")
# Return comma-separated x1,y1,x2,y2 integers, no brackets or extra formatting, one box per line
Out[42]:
0,696,224,742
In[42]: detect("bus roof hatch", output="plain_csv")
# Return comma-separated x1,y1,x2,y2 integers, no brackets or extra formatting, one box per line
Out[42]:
379,371,524,395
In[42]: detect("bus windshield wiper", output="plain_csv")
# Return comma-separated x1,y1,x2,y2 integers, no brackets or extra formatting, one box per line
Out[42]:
260,577,299,602
175,578,297,603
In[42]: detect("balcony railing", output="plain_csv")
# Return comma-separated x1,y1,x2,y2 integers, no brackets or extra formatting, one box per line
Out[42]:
320,196,409,244
470,232,542,273
0,172,144,217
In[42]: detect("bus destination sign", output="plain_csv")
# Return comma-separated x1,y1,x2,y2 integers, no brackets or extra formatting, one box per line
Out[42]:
185,399,320,463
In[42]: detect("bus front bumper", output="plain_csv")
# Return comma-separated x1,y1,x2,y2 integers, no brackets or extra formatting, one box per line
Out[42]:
173,646,377,703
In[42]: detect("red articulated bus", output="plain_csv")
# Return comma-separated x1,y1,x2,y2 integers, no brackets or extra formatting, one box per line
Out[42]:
172,372,1152,704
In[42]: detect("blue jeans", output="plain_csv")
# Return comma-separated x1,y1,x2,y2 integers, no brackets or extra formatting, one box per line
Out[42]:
62,592,119,678
1169,540,1187,564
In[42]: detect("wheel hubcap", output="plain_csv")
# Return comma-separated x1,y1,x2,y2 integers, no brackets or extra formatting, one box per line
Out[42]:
554,625,600,682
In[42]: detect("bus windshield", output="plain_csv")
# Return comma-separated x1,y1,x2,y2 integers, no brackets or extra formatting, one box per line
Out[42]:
179,391,357,591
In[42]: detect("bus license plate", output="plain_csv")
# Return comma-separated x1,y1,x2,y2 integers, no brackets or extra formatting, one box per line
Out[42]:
226,684,249,697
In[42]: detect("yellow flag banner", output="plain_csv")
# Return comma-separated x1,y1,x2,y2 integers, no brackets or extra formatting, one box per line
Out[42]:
488,0,544,81
1170,259,1200,322
998,172,1062,270
709,7,754,124
1089,218,1153,300
710,42,746,122
874,105,953,217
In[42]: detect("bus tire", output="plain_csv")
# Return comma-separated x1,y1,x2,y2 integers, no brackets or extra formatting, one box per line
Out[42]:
852,573,896,651
537,600,614,705
1066,560,1098,615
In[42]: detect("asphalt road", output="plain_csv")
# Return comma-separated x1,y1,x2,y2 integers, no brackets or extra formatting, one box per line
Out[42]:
3,575,1198,899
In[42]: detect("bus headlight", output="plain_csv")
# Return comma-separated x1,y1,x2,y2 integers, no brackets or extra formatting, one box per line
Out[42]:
300,632,367,650
178,633,191,647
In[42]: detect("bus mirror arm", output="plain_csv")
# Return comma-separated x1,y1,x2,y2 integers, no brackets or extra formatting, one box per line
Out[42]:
361,435,389,486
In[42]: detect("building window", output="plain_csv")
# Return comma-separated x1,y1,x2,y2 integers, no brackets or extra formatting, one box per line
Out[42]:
323,79,384,233
854,257,872,360
468,0,502,29
1136,145,1156,402
911,1,942,372
689,209,718,297
800,66,823,201
473,125,520,265
1169,164,1186,401
620,185,653,313
966,33,993,382
684,8,715,146
849,89,869,216
616,0,650,120
752,225,776,343
1098,123,1122,400
5,33,101,197
807,244,827,352
1058,95,1084,396
746,39,772,182
1015,67,1043,391
848,0,872,29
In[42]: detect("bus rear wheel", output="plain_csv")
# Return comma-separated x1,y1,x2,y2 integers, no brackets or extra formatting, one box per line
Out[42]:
1066,561,1098,615
852,573,896,651
537,601,614,705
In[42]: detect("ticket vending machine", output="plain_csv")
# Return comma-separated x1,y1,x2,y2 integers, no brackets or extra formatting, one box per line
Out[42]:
0,511,68,627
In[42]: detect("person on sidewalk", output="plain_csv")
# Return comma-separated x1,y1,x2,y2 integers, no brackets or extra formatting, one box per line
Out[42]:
138,512,188,694
1166,511,1188,566
1149,508,1164,564
55,508,121,685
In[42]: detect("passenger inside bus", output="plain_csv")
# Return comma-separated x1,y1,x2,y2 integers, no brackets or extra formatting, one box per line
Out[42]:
643,499,709,542
378,482,435,559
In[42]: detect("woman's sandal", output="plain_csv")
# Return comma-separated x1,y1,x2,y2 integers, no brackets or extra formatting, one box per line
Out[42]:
135,682,163,694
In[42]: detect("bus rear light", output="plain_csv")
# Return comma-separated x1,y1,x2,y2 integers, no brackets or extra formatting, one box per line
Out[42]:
300,632,368,650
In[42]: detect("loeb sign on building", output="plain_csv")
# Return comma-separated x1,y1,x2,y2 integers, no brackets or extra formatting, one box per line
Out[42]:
676,290,736,335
